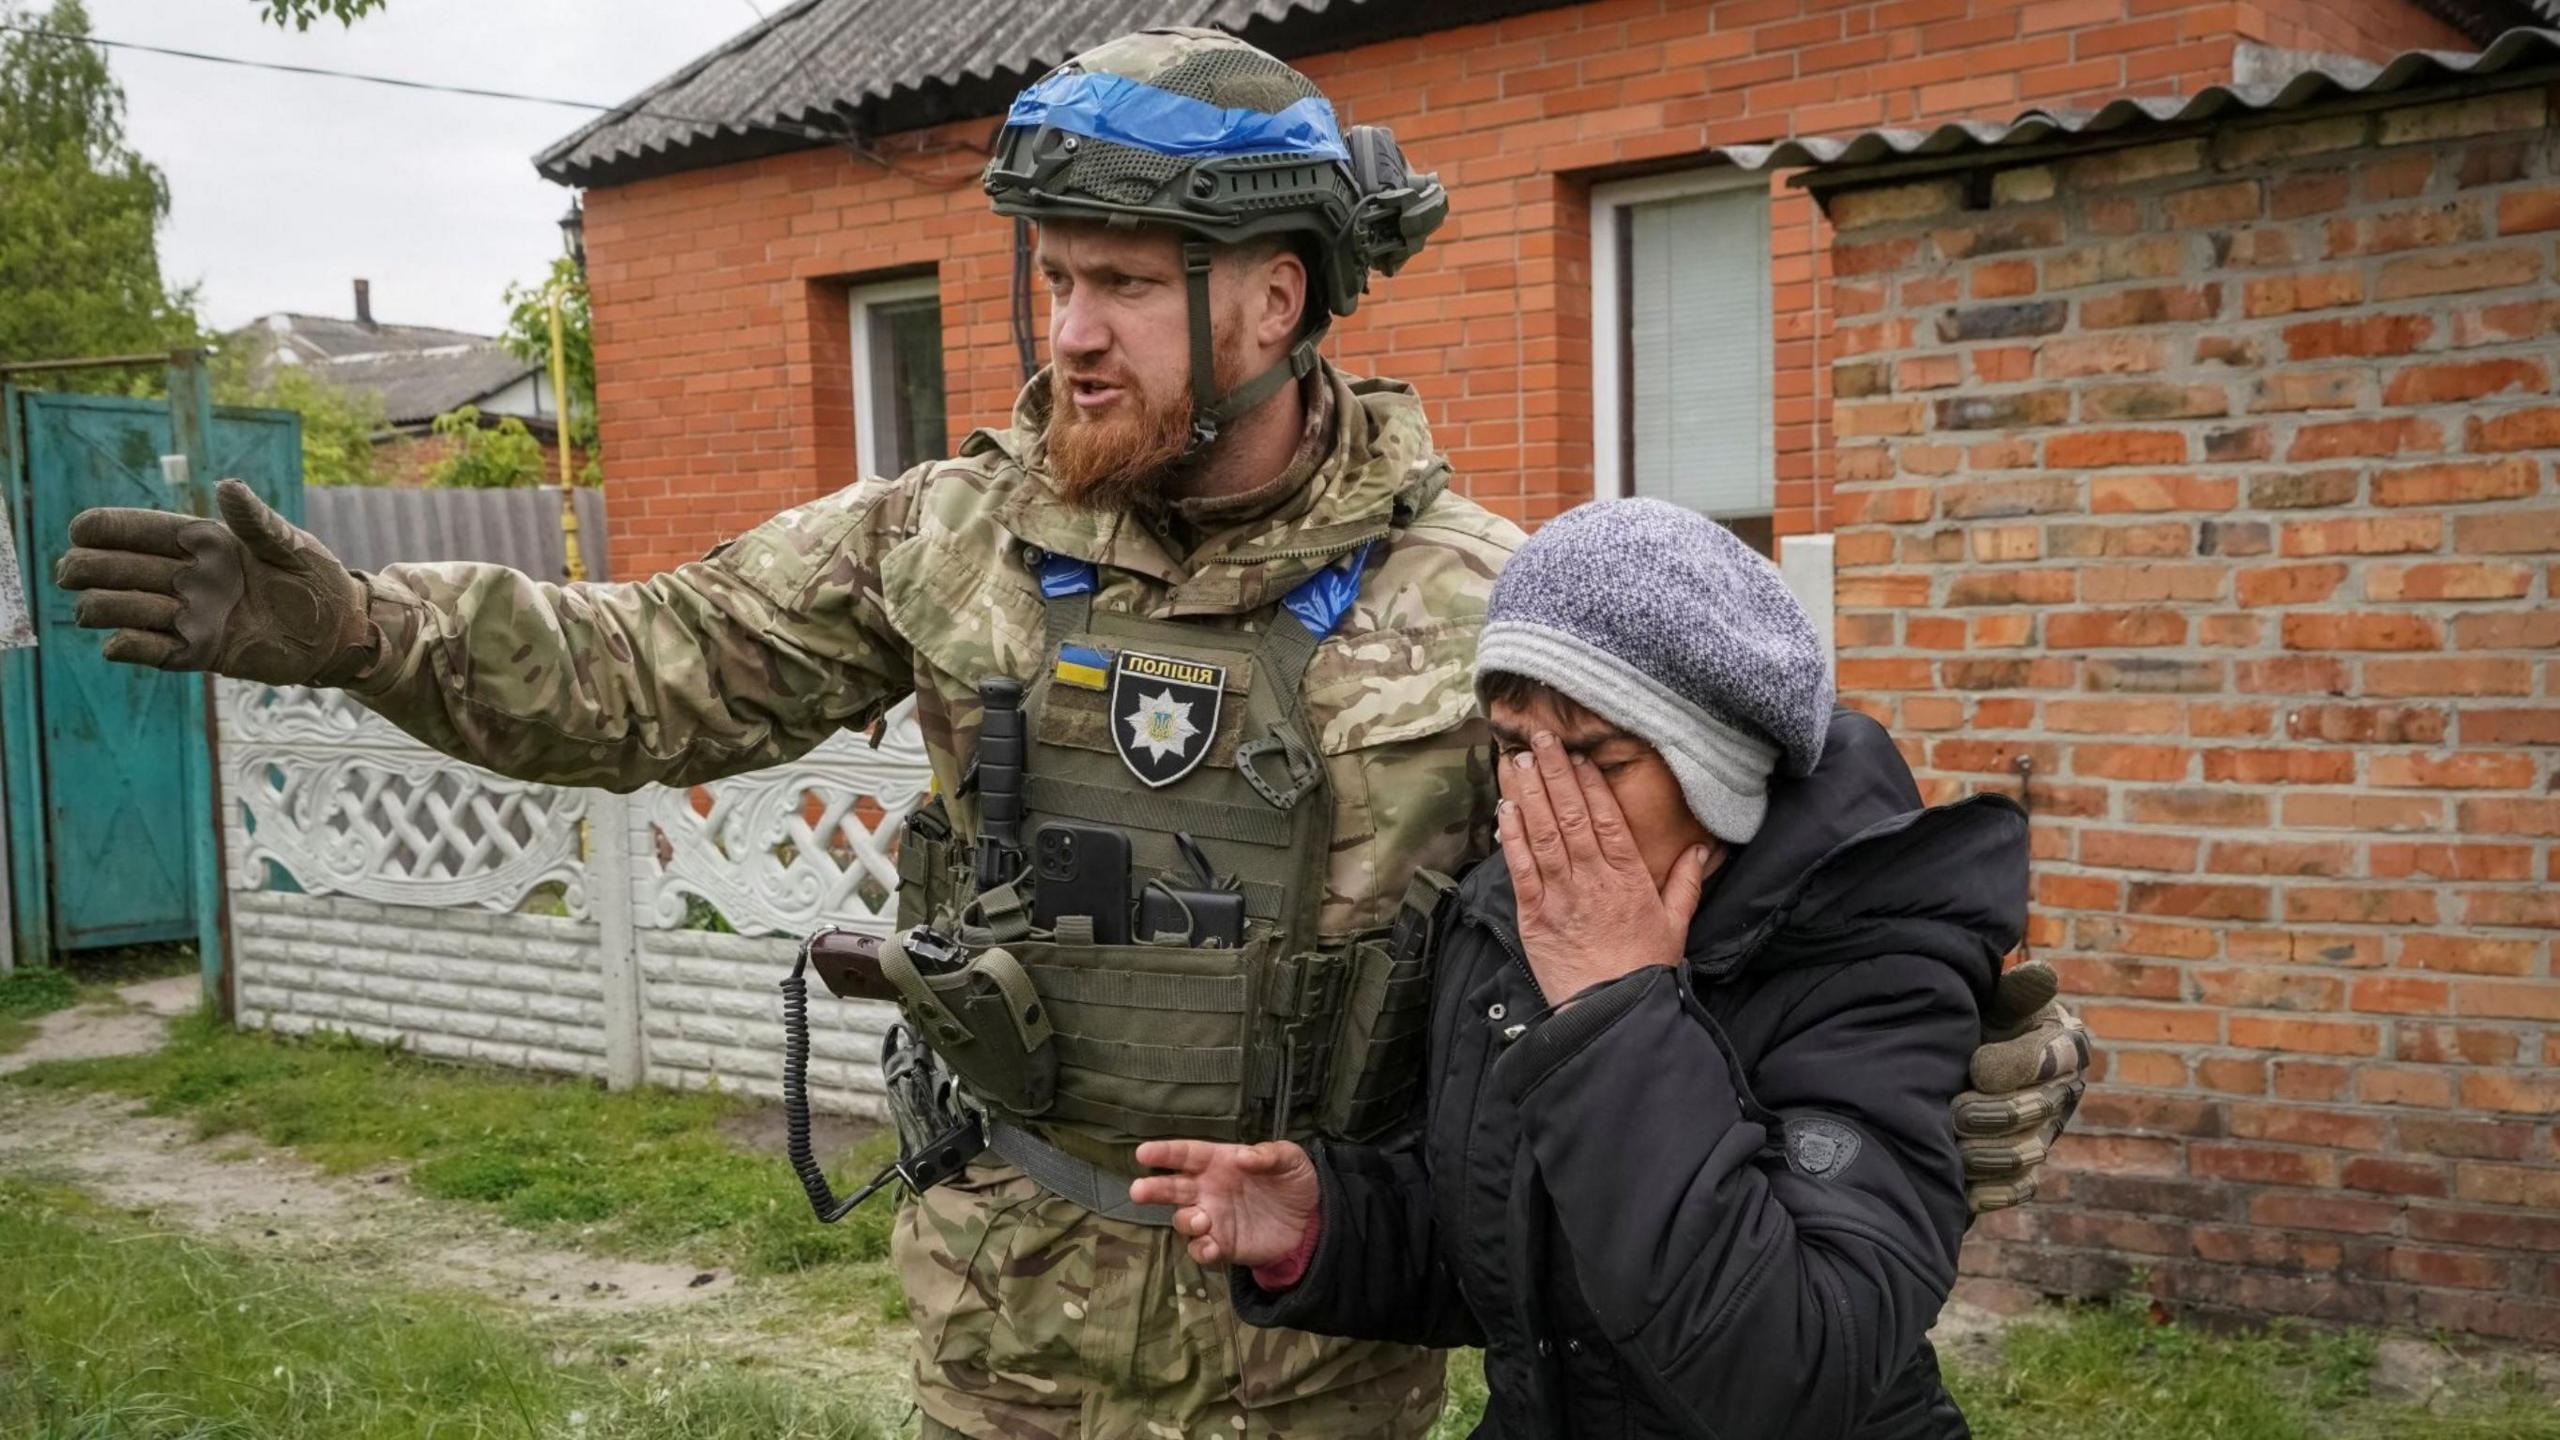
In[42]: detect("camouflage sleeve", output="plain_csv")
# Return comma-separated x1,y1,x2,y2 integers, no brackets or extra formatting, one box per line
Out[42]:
340,473,923,791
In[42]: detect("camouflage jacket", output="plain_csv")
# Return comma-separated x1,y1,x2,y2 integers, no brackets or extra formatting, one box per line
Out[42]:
346,365,1523,941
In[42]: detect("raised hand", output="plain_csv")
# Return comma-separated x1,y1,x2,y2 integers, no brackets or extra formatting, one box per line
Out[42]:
1495,731,1715,1008
1129,1139,1320,1269
55,478,373,687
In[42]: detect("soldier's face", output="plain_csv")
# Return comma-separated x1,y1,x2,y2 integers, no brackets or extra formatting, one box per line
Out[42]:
1488,692,1720,893
1036,223,1254,508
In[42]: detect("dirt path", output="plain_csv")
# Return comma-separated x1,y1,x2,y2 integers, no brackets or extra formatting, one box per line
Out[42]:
2,977,749,1311
0,979,915,1424
0,972,198,1075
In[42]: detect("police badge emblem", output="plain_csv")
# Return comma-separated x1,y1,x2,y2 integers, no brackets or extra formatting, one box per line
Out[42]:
1110,651,1224,787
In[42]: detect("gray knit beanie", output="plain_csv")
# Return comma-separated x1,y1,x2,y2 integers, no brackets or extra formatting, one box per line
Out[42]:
1475,498,1833,844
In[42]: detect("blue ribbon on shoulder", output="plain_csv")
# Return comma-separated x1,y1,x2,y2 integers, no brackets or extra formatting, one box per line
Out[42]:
1282,542,1373,641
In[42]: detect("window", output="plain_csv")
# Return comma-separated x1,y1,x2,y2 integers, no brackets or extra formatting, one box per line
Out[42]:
851,276,948,478
1591,171,1775,552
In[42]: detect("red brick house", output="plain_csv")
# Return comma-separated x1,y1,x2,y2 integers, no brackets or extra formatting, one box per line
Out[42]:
537,0,2500,578
1726,26,2560,1340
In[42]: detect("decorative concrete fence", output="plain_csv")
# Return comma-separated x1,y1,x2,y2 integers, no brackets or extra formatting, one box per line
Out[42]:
217,680,932,1117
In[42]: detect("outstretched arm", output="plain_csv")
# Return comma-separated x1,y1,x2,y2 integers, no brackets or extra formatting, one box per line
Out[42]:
60,476,920,790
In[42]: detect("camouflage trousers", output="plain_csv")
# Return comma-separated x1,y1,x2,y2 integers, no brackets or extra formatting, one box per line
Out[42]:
894,1159,1446,1439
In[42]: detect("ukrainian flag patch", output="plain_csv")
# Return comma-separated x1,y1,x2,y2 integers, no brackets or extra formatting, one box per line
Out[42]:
1055,644,1112,691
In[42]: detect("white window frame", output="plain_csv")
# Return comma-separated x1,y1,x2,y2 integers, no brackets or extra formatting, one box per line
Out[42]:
850,275,943,479
1589,168,1776,511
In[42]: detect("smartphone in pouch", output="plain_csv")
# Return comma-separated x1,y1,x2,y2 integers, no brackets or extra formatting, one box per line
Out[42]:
1032,822,1132,944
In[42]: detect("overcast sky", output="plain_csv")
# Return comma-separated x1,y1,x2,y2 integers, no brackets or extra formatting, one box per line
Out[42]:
76,0,757,335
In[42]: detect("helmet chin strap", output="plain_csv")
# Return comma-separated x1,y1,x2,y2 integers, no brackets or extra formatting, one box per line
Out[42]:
1181,240,1324,457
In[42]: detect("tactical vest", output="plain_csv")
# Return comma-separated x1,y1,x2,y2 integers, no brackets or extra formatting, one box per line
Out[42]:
887,538,1443,1178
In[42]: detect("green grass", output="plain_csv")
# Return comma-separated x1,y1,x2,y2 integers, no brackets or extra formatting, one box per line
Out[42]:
0,1176,890,1440
8,1010,899,1278
1426,1302,2558,1440
0,946,199,1057
0,966,83,1057
11,1013,2558,1440
1949,1299,2560,1440
0,966,82,1019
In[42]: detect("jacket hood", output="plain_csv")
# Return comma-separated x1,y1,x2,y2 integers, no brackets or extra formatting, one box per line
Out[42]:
1461,710,2024,1002
1688,709,2021,996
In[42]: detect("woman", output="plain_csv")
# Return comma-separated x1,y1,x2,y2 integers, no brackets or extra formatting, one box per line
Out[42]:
1131,499,2029,1438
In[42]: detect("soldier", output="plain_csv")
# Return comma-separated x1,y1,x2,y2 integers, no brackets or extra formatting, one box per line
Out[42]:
55,27,2088,1439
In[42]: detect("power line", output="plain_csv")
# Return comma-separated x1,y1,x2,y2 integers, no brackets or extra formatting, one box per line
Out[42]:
0,20,843,142
3,18,990,187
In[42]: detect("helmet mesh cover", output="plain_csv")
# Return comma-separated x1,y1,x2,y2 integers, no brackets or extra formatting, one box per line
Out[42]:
1059,48,1324,206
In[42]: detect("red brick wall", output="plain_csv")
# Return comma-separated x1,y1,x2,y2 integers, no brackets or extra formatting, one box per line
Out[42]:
581,0,2461,577
1820,82,2560,1341
2255,0,2477,62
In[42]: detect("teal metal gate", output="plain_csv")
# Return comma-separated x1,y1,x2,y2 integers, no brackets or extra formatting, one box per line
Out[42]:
1,375,300,972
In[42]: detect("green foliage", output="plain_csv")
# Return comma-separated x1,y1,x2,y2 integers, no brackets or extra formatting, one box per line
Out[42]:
503,258,593,411
214,359,388,487
0,0,202,379
425,404,544,489
10,1009,902,1275
254,0,387,27
680,894,738,934
0,1177,894,1439
502,257,603,485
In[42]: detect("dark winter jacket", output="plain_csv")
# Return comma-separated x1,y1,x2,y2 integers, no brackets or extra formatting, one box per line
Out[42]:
1234,711,2027,1439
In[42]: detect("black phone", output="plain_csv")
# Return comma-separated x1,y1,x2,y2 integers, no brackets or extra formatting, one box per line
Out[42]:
1031,822,1132,944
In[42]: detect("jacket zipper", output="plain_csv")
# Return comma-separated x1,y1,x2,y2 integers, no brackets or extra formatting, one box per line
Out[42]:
1233,526,1391,566
1459,906,1542,1002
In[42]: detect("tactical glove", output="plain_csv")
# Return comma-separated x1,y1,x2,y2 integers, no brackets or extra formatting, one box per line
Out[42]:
1953,959,2091,1213
54,478,375,687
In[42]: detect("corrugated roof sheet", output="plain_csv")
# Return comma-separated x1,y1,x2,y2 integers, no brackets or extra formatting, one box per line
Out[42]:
2413,0,2560,46
535,0,1580,187
238,314,540,427
253,312,491,365
316,346,539,428
1721,26,2560,176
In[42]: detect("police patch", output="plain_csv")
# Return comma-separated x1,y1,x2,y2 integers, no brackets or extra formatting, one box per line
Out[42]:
1783,1117,1863,1179
1109,651,1225,788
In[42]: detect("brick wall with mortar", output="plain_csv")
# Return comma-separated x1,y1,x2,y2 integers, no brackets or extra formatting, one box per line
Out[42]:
231,891,891,1117
1818,78,2560,1342
580,0,2462,579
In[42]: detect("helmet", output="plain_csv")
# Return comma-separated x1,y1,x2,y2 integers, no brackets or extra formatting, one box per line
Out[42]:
983,27,1448,448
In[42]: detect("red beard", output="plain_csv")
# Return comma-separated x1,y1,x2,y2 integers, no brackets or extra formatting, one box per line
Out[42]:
1045,366,1196,511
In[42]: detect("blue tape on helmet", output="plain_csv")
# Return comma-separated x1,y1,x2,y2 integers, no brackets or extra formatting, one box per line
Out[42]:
1006,70,1347,162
